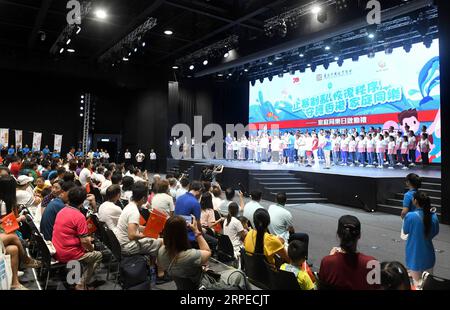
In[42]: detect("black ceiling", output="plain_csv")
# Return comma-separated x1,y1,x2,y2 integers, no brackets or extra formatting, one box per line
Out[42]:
0,0,429,75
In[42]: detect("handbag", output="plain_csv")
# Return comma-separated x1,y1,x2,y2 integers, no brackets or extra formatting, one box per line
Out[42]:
199,269,250,290
0,240,13,290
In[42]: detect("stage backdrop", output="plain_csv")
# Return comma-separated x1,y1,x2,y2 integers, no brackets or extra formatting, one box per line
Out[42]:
249,39,441,163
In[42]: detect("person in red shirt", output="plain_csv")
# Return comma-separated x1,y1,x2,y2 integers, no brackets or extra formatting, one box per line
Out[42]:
8,157,21,178
318,215,380,290
311,133,320,168
52,186,102,290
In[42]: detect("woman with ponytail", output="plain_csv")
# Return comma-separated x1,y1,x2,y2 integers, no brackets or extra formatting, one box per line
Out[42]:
244,208,289,265
403,191,439,287
223,202,247,259
401,173,422,219
319,215,380,290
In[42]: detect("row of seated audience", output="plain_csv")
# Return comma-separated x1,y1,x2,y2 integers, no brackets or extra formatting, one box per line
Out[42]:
0,154,441,290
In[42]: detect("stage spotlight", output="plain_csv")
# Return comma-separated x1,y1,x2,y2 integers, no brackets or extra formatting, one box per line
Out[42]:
278,73,283,78
59,47,64,54
189,65,195,70
228,73,233,76
311,6,322,14
224,52,229,58
337,59,344,67
251,80,256,86
268,62,273,66
352,55,359,62
80,113,84,117
334,56,339,61
325,45,331,51
311,64,317,72
80,107,84,110
289,69,296,75
299,53,304,58
94,9,107,19
164,30,174,36
66,38,71,45
142,42,146,47
244,68,249,72
217,73,224,77
172,66,179,69
259,78,264,83
76,26,81,35
368,50,375,58
203,60,208,66
81,95,84,99
122,57,129,61
368,33,375,39
134,47,138,52
299,66,306,73
385,46,393,55
268,76,273,82
307,63,311,67
81,100,84,103
324,61,330,70
67,49,75,53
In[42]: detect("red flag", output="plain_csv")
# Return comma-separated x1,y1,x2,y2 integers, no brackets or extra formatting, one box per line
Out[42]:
0,212,20,234
143,209,168,239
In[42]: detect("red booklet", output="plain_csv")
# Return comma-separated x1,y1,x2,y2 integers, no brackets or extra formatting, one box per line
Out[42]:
0,212,20,234
143,209,168,239
86,217,97,234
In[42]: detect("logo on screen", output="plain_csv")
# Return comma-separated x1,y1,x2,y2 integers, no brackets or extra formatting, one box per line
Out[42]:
293,77,300,84
377,60,388,72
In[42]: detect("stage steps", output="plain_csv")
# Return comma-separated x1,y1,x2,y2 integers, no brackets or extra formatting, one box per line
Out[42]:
250,171,328,204
377,178,442,220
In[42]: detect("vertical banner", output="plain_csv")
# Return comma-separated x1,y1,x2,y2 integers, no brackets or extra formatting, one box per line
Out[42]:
15,130,23,149
54,134,63,153
0,129,9,147
32,132,42,151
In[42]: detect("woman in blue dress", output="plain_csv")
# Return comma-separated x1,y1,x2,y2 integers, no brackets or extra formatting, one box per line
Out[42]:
403,191,439,288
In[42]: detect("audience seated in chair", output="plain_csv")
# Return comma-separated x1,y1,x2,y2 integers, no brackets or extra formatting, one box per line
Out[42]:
52,186,102,290
98,184,122,231
279,240,315,290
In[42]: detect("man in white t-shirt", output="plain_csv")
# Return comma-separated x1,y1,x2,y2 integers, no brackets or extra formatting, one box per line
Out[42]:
176,178,189,200
149,149,157,173
79,160,93,187
135,150,145,170
124,149,132,166
98,185,122,231
114,182,162,256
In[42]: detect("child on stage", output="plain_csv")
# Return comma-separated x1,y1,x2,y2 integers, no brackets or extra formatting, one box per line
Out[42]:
239,136,247,161
247,136,255,162
297,133,306,166
396,131,403,165
408,130,417,167
387,136,396,169
376,134,386,169
356,135,366,167
419,133,431,166
312,133,320,168
271,135,281,164
340,134,349,166
331,133,340,166
232,137,240,160
366,134,375,167
348,136,357,167
401,135,410,169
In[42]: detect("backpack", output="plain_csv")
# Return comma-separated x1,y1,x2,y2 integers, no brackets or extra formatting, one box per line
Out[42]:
199,269,250,290
119,255,150,289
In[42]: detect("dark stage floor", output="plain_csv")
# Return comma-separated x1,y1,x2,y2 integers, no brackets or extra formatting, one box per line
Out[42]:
179,158,441,179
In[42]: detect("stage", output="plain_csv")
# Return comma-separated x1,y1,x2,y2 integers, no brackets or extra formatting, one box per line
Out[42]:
167,158,444,221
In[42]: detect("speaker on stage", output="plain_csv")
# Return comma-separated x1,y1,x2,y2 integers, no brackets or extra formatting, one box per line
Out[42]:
355,195,375,213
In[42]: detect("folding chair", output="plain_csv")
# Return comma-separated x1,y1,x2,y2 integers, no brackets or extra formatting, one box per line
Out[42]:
217,234,238,267
265,262,301,290
241,252,271,289
422,272,450,290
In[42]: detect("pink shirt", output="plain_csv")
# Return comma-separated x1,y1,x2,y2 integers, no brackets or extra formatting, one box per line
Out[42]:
349,141,357,153
388,141,396,155
53,207,88,263
357,140,365,152
376,140,385,153
332,139,340,151
401,141,409,154
340,140,349,152
366,140,375,153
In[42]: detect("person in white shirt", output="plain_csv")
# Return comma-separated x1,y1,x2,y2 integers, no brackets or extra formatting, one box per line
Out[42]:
211,185,224,211
175,178,189,200
149,149,157,172
260,134,269,162
124,149,132,166
242,191,264,228
114,182,162,256
151,179,174,217
100,171,113,196
168,178,178,200
98,185,122,230
104,151,110,162
223,202,247,260
79,159,93,187
135,150,145,170
121,176,135,202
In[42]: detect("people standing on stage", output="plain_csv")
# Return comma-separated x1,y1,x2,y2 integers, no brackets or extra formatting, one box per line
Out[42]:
323,131,332,169
403,192,439,288
271,135,281,164
287,132,296,164
124,149,131,167
239,135,247,161
297,133,306,166
149,149,157,172
225,133,233,161
232,137,239,161
366,134,375,167
255,136,262,163
419,133,431,166
387,136,396,169
247,136,255,162
260,133,269,162
348,136,356,167
135,149,145,170
340,134,349,166
318,129,325,163
396,131,403,165
304,132,313,167
401,136,410,169
376,134,386,169
311,133,319,168
356,135,366,167
331,133,340,166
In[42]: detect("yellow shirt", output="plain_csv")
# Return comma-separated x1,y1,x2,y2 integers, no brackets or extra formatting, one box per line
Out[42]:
244,229,284,265
280,263,315,290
